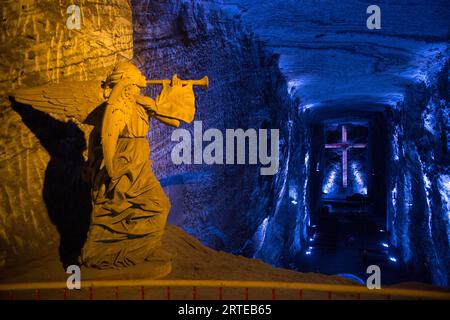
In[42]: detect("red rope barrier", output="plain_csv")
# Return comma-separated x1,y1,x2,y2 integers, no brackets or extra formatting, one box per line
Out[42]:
114,286,119,300
88,286,93,300
1,281,446,300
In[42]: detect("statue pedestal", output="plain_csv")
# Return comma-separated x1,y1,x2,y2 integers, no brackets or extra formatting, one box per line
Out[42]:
81,260,172,281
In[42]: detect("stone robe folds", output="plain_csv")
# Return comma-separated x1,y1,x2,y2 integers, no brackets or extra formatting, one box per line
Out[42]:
81,84,194,269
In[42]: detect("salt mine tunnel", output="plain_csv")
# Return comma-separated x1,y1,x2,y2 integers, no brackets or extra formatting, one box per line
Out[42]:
0,0,449,294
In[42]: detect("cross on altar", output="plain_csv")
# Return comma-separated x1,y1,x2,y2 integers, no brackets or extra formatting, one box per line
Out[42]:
325,125,367,188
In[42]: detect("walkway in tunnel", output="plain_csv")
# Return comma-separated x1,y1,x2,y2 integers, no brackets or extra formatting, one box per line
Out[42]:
294,202,419,285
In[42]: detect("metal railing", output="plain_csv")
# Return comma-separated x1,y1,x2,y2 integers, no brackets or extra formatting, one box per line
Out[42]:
1,279,449,300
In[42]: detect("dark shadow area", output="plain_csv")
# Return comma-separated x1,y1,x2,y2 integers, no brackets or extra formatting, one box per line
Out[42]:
10,98,92,268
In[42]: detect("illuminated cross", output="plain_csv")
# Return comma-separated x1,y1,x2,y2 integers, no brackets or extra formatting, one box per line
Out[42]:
325,125,367,188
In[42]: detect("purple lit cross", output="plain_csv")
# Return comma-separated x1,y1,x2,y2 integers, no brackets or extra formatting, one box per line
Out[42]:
325,125,367,188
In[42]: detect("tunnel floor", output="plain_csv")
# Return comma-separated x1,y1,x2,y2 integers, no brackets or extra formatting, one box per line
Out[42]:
294,202,421,285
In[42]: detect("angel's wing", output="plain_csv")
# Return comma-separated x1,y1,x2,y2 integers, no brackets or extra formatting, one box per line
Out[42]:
13,80,106,124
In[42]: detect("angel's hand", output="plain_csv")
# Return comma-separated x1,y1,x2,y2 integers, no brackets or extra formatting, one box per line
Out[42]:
135,95,157,113
154,115,180,127
171,74,182,87
154,75,195,123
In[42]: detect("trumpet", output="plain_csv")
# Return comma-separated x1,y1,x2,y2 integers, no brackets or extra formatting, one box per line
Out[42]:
146,75,209,88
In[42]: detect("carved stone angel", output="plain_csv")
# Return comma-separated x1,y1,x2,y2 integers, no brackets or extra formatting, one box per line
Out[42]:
13,62,204,271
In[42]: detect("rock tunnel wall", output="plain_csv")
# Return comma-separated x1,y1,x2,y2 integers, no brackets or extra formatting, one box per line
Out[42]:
0,0,133,264
387,49,450,286
131,0,297,257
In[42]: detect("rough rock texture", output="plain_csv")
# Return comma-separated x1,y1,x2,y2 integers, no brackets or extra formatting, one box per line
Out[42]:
2,0,447,290
132,0,296,261
220,0,449,107
0,224,364,300
388,50,450,286
2,224,444,300
0,224,351,285
0,0,133,263
220,0,449,286
0,0,297,272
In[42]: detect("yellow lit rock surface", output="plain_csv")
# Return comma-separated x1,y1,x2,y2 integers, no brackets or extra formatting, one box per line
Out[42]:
2,224,444,300
2,225,346,283
0,0,133,258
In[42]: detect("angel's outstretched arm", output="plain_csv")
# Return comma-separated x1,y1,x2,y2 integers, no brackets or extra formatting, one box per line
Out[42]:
154,115,180,127
135,95,157,115
135,79,196,125
135,95,180,127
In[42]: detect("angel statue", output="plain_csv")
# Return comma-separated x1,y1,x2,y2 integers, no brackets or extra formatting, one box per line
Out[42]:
13,62,208,272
